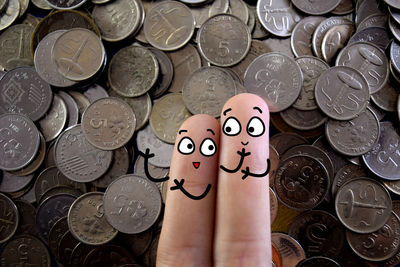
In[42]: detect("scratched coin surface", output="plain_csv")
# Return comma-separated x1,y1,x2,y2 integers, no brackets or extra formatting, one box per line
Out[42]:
0,113,40,171
92,0,143,42
244,52,303,112
150,93,191,144
271,232,306,267
197,14,251,67
0,67,53,121
274,155,329,210
52,28,105,81
38,95,67,142
109,46,159,97
346,211,400,261
54,124,113,182
182,67,235,117
143,0,195,51
0,24,33,71
325,108,380,157
335,177,392,233
68,192,118,245
256,0,302,37
336,42,388,94
103,174,162,234
291,16,325,57
362,121,400,180
0,193,19,244
289,210,345,259
314,66,370,121
82,97,136,150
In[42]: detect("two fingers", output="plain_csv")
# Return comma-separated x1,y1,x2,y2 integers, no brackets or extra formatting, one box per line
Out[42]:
157,93,271,266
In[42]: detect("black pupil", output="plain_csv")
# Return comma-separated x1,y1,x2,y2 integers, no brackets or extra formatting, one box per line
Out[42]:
187,143,193,149
249,127,254,133
226,126,231,132
208,145,214,151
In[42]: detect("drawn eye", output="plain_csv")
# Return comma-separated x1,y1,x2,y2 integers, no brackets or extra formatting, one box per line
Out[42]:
200,138,217,157
247,117,265,137
178,137,195,154
223,117,241,136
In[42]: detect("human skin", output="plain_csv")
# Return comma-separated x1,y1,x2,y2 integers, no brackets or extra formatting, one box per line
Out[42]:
156,93,271,267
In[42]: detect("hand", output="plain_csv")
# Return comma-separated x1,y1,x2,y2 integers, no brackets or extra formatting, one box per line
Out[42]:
156,93,272,267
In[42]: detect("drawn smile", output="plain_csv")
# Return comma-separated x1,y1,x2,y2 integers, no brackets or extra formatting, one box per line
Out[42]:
241,141,248,146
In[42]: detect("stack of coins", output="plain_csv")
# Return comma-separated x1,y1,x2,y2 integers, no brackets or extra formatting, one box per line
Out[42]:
0,0,399,266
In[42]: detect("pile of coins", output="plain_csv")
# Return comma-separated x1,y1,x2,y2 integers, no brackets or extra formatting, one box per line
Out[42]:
0,0,399,266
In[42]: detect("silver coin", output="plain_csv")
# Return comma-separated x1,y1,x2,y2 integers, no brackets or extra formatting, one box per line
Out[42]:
314,66,370,120
336,41,388,94
270,132,308,156
229,0,248,24
244,52,303,113
0,171,34,193
83,84,109,103
0,67,53,121
292,0,341,15
332,0,354,15
58,91,79,128
326,108,380,157
197,14,251,67
313,136,348,174
346,211,400,262
312,17,352,59
331,164,368,198
54,124,113,182
290,16,325,57
271,233,306,266
321,23,355,64
355,0,384,27
0,193,19,244
256,0,302,37
45,0,87,9
390,41,400,75
371,79,399,113
103,174,162,234
383,179,400,196
335,177,392,234
280,108,326,130
357,14,387,32
148,47,173,99
362,121,400,180
38,95,67,143
348,27,390,50
136,124,173,168
182,66,235,117
293,56,329,111
0,113,40,171
34,30,77,88
263,37,294,58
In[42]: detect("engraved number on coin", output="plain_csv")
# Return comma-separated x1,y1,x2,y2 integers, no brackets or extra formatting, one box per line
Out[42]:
283,165,318,198
377,138,400,167
362,224,394,249
261,0,292,31
90,116,125,137
111,194,147,227
0,127,22,159
200,75,218,112
255,69,284,103
83,199,105,234
306,223,328,253
0,199,14,232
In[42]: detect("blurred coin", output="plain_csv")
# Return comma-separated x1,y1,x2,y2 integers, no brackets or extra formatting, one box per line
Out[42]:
92,146,130,189
270,187,278,224
69,91,90,119
198,14,251,67
269,145,279,185
143,0,195,51
362,121,400,180
244,52,303,112
167,43,201,93
289,210,345,259
312,17,352,59
48,217,68,261
390,41,400,74
31,0,52,9
45,0,87,9
109,91,152,131
18,0,28,18
14,200,37,236
314,66,370,120
18,182,36,204
270,132,308,155
148,47,173,99
313,136,348,173
92,0,144,42
58,231,79,266
0,0,7,12
355,0,384,26
331,0,354,15
70,243,96,267
335,177,392,233
264,37,295,58
34,30,77,88
119,230,153,257
348,27,390,50
297,256,340,267
134,155,169,183
346,211,400,261
321,23,354,64
0,171,34,193
0,0,20,31
280,108,327,131
109,46,159,97
0,234,50,266
229,0,248,24
136,124,174,168
256,0,302,37
104,174,162,234
331,164,368,198
83,244,136,266
0,67,53,121
0,113,40,171
291,16,325,57
271,200,302,233
38,95,67,142
0,192,19,244
35,193,77,243
82,97,136,150
182,66,235,117
55,125,113,182
274,155,329,210
52,28,105,82
293,56,329,111
357,14,387,32
31,10,101,55
58,91,80,128
292,0,340,15
271,232,306,267
336,42,388,94
0,24,33,70
68,192,118,245
326,108,380,156
38,186,82,204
